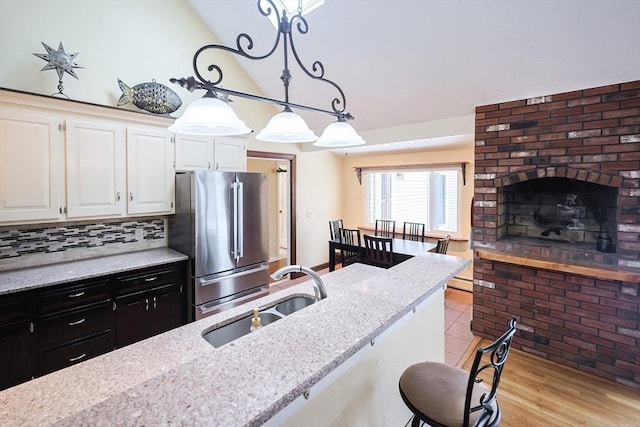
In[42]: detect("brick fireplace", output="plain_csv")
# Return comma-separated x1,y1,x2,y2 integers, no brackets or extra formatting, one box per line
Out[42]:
472,80,640,389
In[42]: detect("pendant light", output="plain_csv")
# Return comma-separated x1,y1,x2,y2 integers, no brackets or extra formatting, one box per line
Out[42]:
314,119,366,147
256,107,318,143
168,91,251,136
169,0,365,147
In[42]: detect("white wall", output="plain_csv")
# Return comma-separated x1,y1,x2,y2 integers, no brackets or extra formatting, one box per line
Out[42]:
295,150,344,266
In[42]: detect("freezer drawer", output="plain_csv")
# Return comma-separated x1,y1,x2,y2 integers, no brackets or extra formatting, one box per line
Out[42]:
194,285,269,320
194,264,269,306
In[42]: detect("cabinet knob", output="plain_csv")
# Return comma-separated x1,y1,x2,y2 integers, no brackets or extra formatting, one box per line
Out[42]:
116,191,121,201
153,296,157,309
145,298,149,311
129,192,134,201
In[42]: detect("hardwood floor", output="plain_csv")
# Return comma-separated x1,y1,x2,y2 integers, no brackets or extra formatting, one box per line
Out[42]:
461,340,640,426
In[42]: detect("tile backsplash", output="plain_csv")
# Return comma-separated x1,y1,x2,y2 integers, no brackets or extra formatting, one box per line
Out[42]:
0,217,167,271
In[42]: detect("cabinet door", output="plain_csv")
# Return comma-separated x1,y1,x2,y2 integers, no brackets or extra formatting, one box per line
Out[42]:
0,320,33,390
214,137,246,172
115,291,148,348
126,127,175,215
65,119,126,218
148,284,182,338
0,293,33,390
174,134,213,171
0,108,63,222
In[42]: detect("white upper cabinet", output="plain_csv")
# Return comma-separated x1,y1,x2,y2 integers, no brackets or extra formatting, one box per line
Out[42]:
126,127,175,215
0,90,176,225
174,134,213,171
0,107,63,222
174,135,246,172
214,137,246,172
65,120,126,218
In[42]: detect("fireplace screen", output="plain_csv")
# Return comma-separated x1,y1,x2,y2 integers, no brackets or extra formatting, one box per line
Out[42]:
500,177,617,253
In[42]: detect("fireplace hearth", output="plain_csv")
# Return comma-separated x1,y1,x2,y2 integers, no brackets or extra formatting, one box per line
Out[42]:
472,80,640,389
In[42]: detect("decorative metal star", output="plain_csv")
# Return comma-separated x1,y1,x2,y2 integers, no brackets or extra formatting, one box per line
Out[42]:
33,41,83,80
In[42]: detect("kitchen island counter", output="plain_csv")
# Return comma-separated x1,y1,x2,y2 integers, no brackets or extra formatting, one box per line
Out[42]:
0,252,470,426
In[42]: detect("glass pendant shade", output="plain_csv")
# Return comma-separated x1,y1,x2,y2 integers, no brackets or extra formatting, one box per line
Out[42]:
168,96,251,136
256,110,318,143
314,121,366,147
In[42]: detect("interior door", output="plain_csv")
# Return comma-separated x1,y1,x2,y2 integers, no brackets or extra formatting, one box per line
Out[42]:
277,164,289,252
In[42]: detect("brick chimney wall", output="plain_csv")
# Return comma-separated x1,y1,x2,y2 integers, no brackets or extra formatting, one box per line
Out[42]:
472,80,640,389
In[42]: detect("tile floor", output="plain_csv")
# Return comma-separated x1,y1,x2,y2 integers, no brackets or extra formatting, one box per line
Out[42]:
444,288,475,366
268,264,476,366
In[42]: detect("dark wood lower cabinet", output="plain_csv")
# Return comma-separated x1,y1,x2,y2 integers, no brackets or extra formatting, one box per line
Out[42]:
0,261,186,391
0,319,33,390
38,332,113,376
115,284,183,348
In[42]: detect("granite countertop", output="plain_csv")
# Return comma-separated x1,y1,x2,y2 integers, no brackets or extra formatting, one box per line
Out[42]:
0,252,470,426
0,248,189,295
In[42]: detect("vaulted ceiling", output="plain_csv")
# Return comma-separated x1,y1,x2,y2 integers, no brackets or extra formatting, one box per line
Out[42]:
187,0,640,153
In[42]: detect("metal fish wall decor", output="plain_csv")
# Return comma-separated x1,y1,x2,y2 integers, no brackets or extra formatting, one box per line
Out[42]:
117,79,182,115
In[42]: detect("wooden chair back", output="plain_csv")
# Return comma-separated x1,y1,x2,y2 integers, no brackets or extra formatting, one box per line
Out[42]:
402,222,425,242
329,219,344,240
435,234,451,254
338,228,361,267
375,219,396,238
363,235,394,268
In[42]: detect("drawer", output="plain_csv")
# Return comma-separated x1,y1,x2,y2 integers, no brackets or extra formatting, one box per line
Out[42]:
0,293,31,324
115,264,183,296
38,331,112,376
37,302,112,350
37,280,110,315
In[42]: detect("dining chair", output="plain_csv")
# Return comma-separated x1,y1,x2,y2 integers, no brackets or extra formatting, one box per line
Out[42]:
329,219,343,240
338,228,362,267
435,234,451,254
399,318,517,427
363,235,394,268
403,222,425,242
374,219,396,238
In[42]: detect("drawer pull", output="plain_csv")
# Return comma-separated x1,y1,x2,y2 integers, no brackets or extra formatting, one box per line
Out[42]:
68,318,86,326
144,277,158,282
68,291,85,298
153,296,157,309
68,353,86,362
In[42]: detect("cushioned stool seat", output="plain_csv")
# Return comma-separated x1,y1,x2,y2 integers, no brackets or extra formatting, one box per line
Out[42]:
399,362,495,427
398,318,517,427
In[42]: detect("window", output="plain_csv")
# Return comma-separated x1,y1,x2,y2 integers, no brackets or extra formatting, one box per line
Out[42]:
363,166,461,235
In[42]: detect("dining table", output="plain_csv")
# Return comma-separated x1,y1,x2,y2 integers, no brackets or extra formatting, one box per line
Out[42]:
328,235,437,271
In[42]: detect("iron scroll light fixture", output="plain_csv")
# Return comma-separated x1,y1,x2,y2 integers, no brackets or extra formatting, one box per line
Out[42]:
168,0,365,147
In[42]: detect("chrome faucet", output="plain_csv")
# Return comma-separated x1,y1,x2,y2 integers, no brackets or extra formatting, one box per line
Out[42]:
270,265,327,301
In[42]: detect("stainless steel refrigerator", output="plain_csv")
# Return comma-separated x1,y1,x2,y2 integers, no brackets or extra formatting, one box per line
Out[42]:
169,171,269,321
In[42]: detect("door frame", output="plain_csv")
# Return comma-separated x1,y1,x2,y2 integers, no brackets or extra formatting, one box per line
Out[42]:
247,150,296,266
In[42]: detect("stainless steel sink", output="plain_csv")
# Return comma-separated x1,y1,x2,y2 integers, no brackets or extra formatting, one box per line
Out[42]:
202,294,316,348
203,311,283,348
275,295,315,315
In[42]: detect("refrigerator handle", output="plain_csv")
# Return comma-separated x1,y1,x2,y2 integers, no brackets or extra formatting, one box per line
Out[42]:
237,181,244,259
231,181,239,260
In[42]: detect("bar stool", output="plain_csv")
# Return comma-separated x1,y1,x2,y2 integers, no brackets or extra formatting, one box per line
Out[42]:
399,318,517,427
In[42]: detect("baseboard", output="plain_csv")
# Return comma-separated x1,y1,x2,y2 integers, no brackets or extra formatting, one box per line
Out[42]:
448,277,473,292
